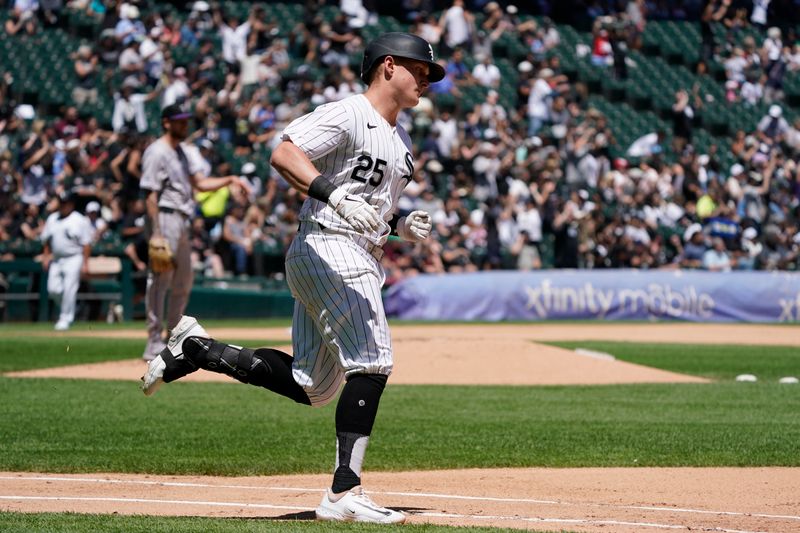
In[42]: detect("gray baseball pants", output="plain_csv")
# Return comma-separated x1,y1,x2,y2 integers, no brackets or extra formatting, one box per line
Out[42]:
144,211,193,357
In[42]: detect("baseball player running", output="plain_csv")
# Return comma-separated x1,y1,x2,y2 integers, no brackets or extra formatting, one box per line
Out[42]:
140,104,250,360
141,32,442,523
41,192,93,331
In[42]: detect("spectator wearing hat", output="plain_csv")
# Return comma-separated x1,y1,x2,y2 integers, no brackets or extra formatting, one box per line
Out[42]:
757,104,789,143
112,78,161,134
140,26,166,87
238,162,262,203
115,3,146,45
161,67,192,109
527,68,554,136
72,45,99,107
737,226,762,270
676,223,707,269
85,200,109,242
40,193,93,331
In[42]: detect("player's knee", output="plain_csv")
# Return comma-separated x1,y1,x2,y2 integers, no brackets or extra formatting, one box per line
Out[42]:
308,395,336,408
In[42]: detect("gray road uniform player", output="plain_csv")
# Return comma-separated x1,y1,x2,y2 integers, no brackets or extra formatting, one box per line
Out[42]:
141,33,443,524
140,104,248,360
140,126,197,359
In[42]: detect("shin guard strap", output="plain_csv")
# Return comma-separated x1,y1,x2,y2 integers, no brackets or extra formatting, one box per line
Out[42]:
204,341,258,383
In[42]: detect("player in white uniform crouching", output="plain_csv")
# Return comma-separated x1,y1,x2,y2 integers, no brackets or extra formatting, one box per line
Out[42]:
141,32,443,523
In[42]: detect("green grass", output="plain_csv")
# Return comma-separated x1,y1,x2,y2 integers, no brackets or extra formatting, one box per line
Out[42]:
0,337,287,373
0,332,797,532
0,512,520,532
546,341,800,381
1,378,798,473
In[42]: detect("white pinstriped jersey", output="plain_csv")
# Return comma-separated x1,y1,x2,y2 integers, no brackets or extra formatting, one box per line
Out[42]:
281,94,414,246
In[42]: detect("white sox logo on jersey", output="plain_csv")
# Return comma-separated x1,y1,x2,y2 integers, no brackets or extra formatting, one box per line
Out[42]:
427,43,434,60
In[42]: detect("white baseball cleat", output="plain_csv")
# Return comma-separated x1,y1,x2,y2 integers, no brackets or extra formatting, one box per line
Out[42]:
315,486,405,524
141,315,210,396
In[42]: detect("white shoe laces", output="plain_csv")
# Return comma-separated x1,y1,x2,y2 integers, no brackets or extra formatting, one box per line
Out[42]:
351,487,382,509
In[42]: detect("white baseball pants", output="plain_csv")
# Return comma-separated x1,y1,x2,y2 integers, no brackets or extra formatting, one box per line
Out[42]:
48,254,83,326
285,222,394,406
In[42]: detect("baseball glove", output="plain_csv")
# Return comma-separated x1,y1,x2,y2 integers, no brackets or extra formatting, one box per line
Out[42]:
148,236,174,273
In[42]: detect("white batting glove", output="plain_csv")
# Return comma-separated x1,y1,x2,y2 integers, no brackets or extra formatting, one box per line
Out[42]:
397,210,432,242
328,188,383,233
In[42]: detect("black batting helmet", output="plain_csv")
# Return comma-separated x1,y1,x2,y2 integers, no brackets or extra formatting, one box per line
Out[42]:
360,32,446,84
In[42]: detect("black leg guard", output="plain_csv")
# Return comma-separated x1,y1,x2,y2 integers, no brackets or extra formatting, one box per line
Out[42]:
331,374,388,493
177,338,310,405
335,374,388,435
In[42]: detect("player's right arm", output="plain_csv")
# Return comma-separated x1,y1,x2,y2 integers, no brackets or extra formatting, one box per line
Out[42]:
269,140,320,195
271,139,382,233
145,190,160,237
140,144,163,237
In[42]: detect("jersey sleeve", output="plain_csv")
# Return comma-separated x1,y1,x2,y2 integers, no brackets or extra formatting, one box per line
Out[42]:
80,216,94,246
183,144,206,176
280,101,352,161
40,215,54,243
139,144,166,192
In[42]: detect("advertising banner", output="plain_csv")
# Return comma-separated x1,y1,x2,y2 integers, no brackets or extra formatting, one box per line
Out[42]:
384,270,800,323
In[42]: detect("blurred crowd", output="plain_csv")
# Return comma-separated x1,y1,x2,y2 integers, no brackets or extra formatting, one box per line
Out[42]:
0,0,798,291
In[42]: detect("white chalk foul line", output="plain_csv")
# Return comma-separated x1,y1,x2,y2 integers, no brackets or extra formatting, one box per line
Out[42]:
0,495,767,533
0,495,309,512
1,475,797,524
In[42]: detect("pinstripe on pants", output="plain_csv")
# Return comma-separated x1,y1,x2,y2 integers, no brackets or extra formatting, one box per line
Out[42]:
285,221,393,406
